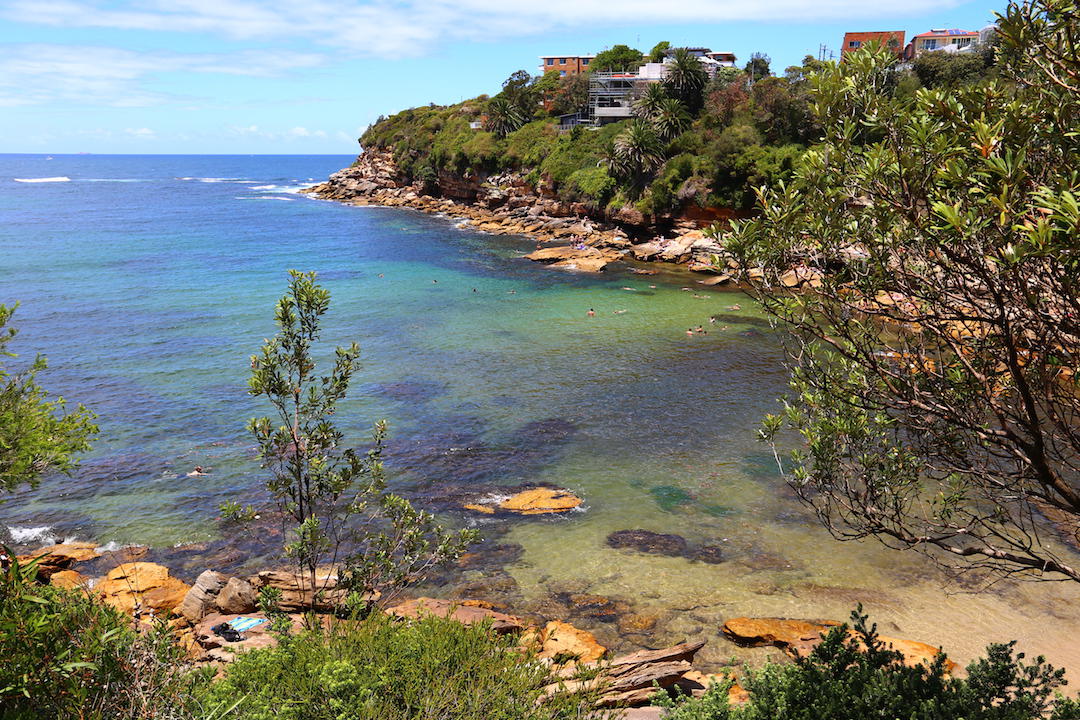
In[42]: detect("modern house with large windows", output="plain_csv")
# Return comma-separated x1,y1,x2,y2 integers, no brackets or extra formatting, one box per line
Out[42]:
903,28,981,58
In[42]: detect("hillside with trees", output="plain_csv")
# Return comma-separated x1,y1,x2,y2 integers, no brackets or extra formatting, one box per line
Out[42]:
359,44,997,225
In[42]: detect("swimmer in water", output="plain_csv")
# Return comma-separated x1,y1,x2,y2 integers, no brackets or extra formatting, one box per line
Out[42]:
377,273,384,278
686,328,694,336
726,303,741,311
187,465,208,477
709,317,716,324
613,309,627,315
695,325,705,334
587,308,595,317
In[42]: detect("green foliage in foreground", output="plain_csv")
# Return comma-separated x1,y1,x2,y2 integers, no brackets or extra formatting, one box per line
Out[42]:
0,556,212,720
659,608,1080,720
0,303,97,493
205,611,601,720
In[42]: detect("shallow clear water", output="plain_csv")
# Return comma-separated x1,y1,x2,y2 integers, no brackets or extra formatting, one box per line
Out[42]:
3,154,1079,675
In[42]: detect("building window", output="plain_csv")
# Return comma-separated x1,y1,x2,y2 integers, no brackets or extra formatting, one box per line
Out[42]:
849,40,861,48
923,39,938,49
546,58,554,65
955,37,972,47
582,58,589,65
559,58,566,64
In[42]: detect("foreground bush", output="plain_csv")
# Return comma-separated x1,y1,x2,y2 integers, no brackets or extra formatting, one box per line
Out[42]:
204,611,602,720
0,555,211,720
658,608,1080,720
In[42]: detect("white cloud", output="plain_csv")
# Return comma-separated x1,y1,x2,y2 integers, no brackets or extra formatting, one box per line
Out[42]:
125,126,156,137
0,44,325,106
3,0,967,56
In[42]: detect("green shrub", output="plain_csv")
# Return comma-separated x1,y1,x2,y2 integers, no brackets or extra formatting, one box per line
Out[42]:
657,607,1080,720
0,555,211,720
204,611,602,720
505,120,559,168
567,166,616,205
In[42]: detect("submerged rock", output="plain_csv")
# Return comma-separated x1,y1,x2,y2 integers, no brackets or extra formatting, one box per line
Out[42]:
606,530,688,557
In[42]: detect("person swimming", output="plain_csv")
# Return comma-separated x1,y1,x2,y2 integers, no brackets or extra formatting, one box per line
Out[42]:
686,328,694,336
587,308,595,317
187,465,208,477
725,303,742,311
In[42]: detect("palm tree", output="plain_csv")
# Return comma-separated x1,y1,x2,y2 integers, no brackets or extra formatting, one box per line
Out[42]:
650,97,690,141
633,82,669,120
484,97,526,138
663,47,708,113
605,119,665,184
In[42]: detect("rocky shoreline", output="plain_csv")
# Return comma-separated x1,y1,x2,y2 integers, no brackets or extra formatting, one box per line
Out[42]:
19,536,959,715
302,149,736,277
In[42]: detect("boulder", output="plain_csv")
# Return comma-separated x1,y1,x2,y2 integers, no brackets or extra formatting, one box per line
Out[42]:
386,597,526,634
677,670,750,705
96,562,191,616
779,265,825,289
659,235,698,263
178,570,228,623
216,577,258,614
537,620,606,663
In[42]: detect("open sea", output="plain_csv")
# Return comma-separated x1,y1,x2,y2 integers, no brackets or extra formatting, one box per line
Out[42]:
2,153,1079,673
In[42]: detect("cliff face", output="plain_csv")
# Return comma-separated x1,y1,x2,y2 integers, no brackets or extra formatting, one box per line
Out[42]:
305,149,733,273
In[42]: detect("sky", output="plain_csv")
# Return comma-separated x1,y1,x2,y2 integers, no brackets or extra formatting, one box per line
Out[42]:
0,0,1007,154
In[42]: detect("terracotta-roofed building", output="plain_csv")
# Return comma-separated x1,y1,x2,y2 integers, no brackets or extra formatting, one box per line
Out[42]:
841,31,905,57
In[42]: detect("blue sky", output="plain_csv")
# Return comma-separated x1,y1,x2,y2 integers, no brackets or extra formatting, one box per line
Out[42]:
0,0,1006,154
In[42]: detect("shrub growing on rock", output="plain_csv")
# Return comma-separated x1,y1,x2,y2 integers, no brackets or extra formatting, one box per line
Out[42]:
658,608,1080,720
203,610,604,720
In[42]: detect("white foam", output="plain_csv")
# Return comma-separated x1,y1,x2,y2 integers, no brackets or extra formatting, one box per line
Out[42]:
250,184,276,190
82,178,148,183
7,525,56,544
14,176,70,183
236,196,294,201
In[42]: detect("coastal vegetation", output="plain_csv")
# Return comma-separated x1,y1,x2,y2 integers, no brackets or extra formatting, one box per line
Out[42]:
725,0,1080,583
358,39,997,223
0,303,97,493
244,271,477,612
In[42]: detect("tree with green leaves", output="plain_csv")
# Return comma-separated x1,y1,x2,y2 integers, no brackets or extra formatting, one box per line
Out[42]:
484,96,527,138
590,44,644,73
633,81,670,119
663,48,709,113
0,303,97,494
649,40,672,63
247,271,477,610
721,0,1080,583
745,52,771,83
604,119,665,191
650,97,691,142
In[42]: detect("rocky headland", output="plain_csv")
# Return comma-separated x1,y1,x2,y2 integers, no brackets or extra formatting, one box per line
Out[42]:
304,149,747,278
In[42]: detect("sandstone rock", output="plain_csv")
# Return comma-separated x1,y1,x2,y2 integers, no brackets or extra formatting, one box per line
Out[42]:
629,242,663,261
606,529,688,557
96,562,191,616
779,265,825,288
216,577,257,614
525,246,621,273
193,612,300,662
617,613,659,635
566,593,628,621
249,568,346,612
178,570,228,623
500,488,582,515
48,569,87,589
722,616,955,671
545,640,705,707
537,620,606,663
698,274,732,286
678,670,750,705
18,541,100,579
659,235,697,263
386,597,525,634
611,205,648,227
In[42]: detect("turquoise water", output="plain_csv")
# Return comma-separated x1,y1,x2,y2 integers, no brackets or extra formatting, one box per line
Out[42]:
3,154,1079,674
